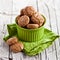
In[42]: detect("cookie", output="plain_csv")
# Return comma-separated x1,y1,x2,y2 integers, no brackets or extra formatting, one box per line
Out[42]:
27,24,39,29
31,12,44,26
21,6,36,17
18,15,30,27
6,37,18,46
10,42,24,53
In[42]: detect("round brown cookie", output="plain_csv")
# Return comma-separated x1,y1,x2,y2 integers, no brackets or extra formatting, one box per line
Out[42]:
21,9,27,16
25,6,36,17
6,37,18,46
18,15,30,27
31,12,44,26
16,15,20,23
27,24,39,29
10,42,24,53
20,6,36,17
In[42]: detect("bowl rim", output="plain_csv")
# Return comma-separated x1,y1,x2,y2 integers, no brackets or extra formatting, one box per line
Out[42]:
15,14,46,31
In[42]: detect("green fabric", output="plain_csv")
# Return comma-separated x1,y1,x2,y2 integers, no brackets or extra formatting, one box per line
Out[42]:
7,24,17,36
3,24,59,56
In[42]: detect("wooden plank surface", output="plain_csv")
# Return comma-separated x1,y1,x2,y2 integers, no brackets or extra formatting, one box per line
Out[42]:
0,0,60,60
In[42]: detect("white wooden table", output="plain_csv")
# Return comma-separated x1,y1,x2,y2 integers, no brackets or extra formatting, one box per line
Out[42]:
0,0,60,60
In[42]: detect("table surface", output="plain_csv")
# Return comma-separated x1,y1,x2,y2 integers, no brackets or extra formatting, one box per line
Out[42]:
0,0,60,60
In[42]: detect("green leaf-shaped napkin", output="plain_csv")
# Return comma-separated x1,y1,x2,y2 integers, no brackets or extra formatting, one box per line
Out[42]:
3,24,59,56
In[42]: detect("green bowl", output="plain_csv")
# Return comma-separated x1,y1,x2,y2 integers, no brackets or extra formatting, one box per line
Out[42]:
15,15,46,42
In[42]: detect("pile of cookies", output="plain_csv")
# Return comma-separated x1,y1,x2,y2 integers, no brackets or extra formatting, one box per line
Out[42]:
16,6,45,29
6,37,24,53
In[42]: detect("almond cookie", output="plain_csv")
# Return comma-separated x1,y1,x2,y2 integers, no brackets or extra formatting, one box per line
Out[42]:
27,24,39,29
6,37,18,46
10,42,24,53
31,12,44,26
21,9,27,16
18,15,30,27
21,6,36,17
25,6,36,16
16,15,20,23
